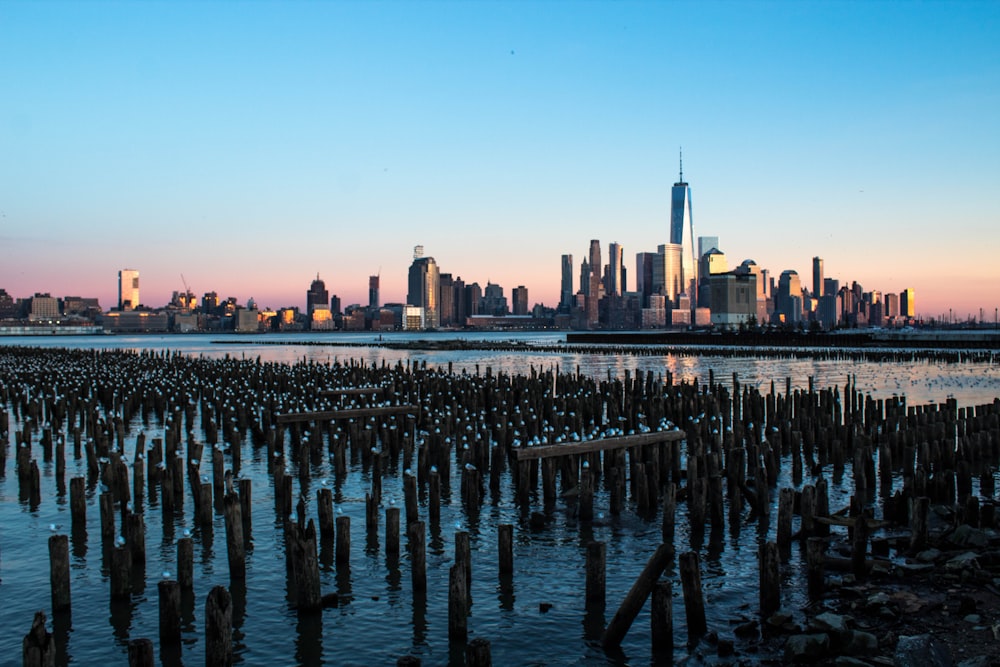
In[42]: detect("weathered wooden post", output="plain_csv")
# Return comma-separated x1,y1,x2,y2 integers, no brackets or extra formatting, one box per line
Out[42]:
776,488,794,556
404,473,418,526
110,544,133,600
336,515,351,566
386,506,401,558
205,585,233,667
409,520,426,593
498,523,513,576
70,477,86,532
178,537,194,592
317,488,334,539
48,534,71,613
22,611,55,667
223,492,246,581
679,551,707,644
127,638,154,667
662,482,676,544
99,492,115,546
465,637,492,667
650,580,672,654
448,563,468,642
759,541,780,617
806,536,826,597
603,543,673,649
158,579,182,647
585,540,606,609
455,531,472,608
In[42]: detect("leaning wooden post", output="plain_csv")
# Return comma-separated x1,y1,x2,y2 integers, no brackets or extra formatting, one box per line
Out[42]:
679,551,707,644
205,585,233,667
498,523,513,576
585,540,606,609
22,611,55,667
48,534,71,613
465,637,492,667
448,563,468,642
127,638,154,667
602,543,673,649
759,541,780,617
158,579,182,647
650,580,673,654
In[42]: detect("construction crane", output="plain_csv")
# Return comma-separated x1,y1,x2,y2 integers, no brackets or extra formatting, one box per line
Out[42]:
180,274,194,310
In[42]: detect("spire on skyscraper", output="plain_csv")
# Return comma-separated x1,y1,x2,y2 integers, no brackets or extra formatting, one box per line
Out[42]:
679,147,683,183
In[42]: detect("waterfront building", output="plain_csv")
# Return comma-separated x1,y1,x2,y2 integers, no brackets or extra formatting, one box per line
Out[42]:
885,292,899,319
118,269,140,310
202,291,219,314
709,271,757,327
402,305,424,330
464,282,482,317
587,240,601,327
306,274,328,319
670,152,697,300
28,293,60,322
482,282,507,316
698,247,728,308
813,257,824,298
407,249,440,329
235,307,260,333
512,285,529,315
453,276,467,325
560,254,574,309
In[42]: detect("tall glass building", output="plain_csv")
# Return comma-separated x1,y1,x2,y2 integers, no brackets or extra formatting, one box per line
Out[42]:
407,253,440,329
670,153,697,300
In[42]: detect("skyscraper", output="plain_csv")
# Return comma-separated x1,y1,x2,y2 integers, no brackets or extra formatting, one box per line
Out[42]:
670,151,697,300
587,240,601,326
777,270,803,324
512,286,529,315
698,236,719,260
812,257,824,298
368,274,380,309
118,269,140,310
306,274,329,318
560,254,574,309
608,242,623,297
407,247,440,328
900,288,915,318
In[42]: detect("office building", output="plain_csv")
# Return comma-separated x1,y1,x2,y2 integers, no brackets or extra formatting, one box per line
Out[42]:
439,273,454,326
812,257,824,298
900,288,915,318
653,243,684,305
118,269,140,310
670,152,697,299
607,242,623,297
306,274,329,319
560,254,574,309
512,286,529,315
635,252,657,308
698,236,719,260
587,240,601,326
407,248,440,329
369,275,380,309
776,270,803,324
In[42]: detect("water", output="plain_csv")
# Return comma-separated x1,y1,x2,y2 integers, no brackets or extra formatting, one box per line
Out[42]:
0,332,997,666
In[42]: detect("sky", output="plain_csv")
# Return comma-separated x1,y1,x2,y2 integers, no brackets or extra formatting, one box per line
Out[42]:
1,1,998,321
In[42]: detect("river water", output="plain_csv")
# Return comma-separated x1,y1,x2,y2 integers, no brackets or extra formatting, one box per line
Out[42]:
0,332,997,666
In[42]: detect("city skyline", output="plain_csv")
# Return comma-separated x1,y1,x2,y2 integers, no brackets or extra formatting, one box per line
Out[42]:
1,2,997,318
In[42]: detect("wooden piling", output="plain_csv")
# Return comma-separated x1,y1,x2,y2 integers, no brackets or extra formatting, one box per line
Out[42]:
158,579,182,646
205,585,233,667
498,523,513,575
603,543,673,649
386,506,401,558
409,520,426,593
650,580,673,654
465,637,492,667
70,477,86,533
585,541,606,609
448,563,468,642
22,611,55,667
127,638,154,667
178,537,194,592
679,551,707,644
223,492,246,581
759,541,780,617
336,515,351,566
48,534,71,613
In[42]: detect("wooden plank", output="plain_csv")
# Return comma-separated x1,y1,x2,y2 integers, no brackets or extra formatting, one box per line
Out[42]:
276,404,419,424
514,429,685,461
318,387,384,397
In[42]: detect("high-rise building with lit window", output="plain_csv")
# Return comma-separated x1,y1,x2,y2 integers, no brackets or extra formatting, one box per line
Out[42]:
670,152,696,299
306,274,329,318
118,269,140,310
900,288,915,318
407,247,440,329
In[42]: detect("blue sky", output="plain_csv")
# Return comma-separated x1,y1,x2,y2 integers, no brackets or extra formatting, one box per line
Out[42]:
1,1,998,319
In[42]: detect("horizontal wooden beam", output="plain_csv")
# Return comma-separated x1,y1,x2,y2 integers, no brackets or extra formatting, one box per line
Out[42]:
514,429,685,461
319,387,385,397
276,404,419,424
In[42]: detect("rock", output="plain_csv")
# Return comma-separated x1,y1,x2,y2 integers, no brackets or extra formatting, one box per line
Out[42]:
834,658,872,667
784,634,830,663
963,613,981,624
894,634,952,667
956,657,993,667
717,638,734,657
957,595,977,615
915,548,941,563
949,525,989,548
734,619,759,639
842,629,878,656
810,611,849,635
946,551,980,571
539,602,552,613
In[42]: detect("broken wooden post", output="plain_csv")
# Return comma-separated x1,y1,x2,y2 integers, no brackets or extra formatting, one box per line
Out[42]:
48,534,71,613
679,551,707,644
127,638,154,667
22,611,55,667
205,585,233,667
650,580,672,654
759,540,780,617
